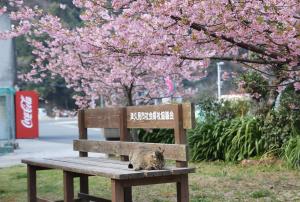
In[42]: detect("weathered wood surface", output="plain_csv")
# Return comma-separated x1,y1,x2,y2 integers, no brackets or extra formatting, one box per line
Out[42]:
78,110,88,157
63,171,74,202
126,103,194,129
182,103,195,129
173,104,188,168
84,108,122,128
22,157,195,180
73,140,188,161
27,165,37,202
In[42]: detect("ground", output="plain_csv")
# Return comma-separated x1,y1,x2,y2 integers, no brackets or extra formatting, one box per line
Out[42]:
0,162,299,202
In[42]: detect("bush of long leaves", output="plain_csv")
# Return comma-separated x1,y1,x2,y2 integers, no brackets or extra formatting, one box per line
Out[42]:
189,116,264,162
221,116,264,161
283,135,300,169
188,98,265,161
188,118,229,161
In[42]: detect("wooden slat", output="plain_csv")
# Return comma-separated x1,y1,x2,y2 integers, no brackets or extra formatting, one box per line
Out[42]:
120,175,181,187
120,107,130,161
57,157,195,175
45,158,177,178
84,108,122,128
37,198,78,202
22,158,144,179
73,140,188,161
36,197,52,202
174,104,188,168
22,158,194,180
182,103,195,129
78,193,111,202
78,110,88,157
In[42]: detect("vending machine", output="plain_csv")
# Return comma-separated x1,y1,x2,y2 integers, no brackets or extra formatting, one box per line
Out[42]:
15,91,39,139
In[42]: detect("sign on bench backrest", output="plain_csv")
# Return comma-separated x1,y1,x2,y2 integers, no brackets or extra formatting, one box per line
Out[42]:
78,103,195,167
127,103,194,129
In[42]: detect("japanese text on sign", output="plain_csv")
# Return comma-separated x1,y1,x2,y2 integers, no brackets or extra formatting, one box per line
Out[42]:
130,111,174,121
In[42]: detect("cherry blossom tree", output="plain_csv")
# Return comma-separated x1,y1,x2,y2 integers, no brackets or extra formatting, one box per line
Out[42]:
1,0,299,107
0,0,203,106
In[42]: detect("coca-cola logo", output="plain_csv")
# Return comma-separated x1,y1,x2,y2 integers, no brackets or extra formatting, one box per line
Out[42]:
20,95,33,128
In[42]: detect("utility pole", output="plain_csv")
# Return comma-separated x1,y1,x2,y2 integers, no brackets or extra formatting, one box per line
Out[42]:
0,14,17,154
217,62,224,100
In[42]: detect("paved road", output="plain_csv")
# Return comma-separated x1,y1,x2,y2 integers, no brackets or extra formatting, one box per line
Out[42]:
0,118,106,167
39,118,105,144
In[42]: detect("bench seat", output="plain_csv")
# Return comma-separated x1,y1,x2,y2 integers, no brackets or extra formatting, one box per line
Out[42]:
22,157,195,180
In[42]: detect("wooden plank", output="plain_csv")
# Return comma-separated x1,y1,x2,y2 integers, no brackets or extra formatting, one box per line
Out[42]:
127,104,178,129
177,174,189,202
46,158,176,178
27,165,37,202
182,103,195,129
174,104,188,168
84,108,122,128
36,197,51,202
63,171,74,202
22,158,145,179
111,179,124,202
79,175,89,195
124,187,132,202
73,140,188,161
78,193,111,202
126,103,194,129
78,110,88,157
120,107,130,161
22,158,194,180
47,157,194,176
120,175,181,187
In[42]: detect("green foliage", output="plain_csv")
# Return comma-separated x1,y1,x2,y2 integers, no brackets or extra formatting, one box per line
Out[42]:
283,136,300,169
138,129,174,144
260,110,299,153
188,119,228,161
222,117,264,161
279,84,300,112
238,71,269,101
197,96,251,121
250,189,272,198
188,116,264,162
48,1,82,28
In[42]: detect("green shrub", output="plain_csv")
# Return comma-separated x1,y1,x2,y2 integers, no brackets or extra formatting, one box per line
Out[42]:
137,129,174,144
188,119,229,161
197,97,251,121
283,135,300,169
189,116,264,162
222,116,264,161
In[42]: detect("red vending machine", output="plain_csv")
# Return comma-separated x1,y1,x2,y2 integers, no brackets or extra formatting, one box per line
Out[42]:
15,91,39,139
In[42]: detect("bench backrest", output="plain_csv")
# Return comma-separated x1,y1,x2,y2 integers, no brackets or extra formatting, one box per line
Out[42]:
75,103,195,167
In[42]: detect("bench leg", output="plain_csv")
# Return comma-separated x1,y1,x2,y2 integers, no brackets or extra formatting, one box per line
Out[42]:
64,171,74,202
80,175,89,194
111,179,125,202
27,165,37,202
124,187,132,202
176,174,189,202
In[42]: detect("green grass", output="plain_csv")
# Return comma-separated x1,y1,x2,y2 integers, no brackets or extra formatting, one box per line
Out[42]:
0,162,300,201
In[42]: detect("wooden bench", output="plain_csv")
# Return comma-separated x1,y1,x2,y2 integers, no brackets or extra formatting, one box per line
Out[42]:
22,103,195,202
